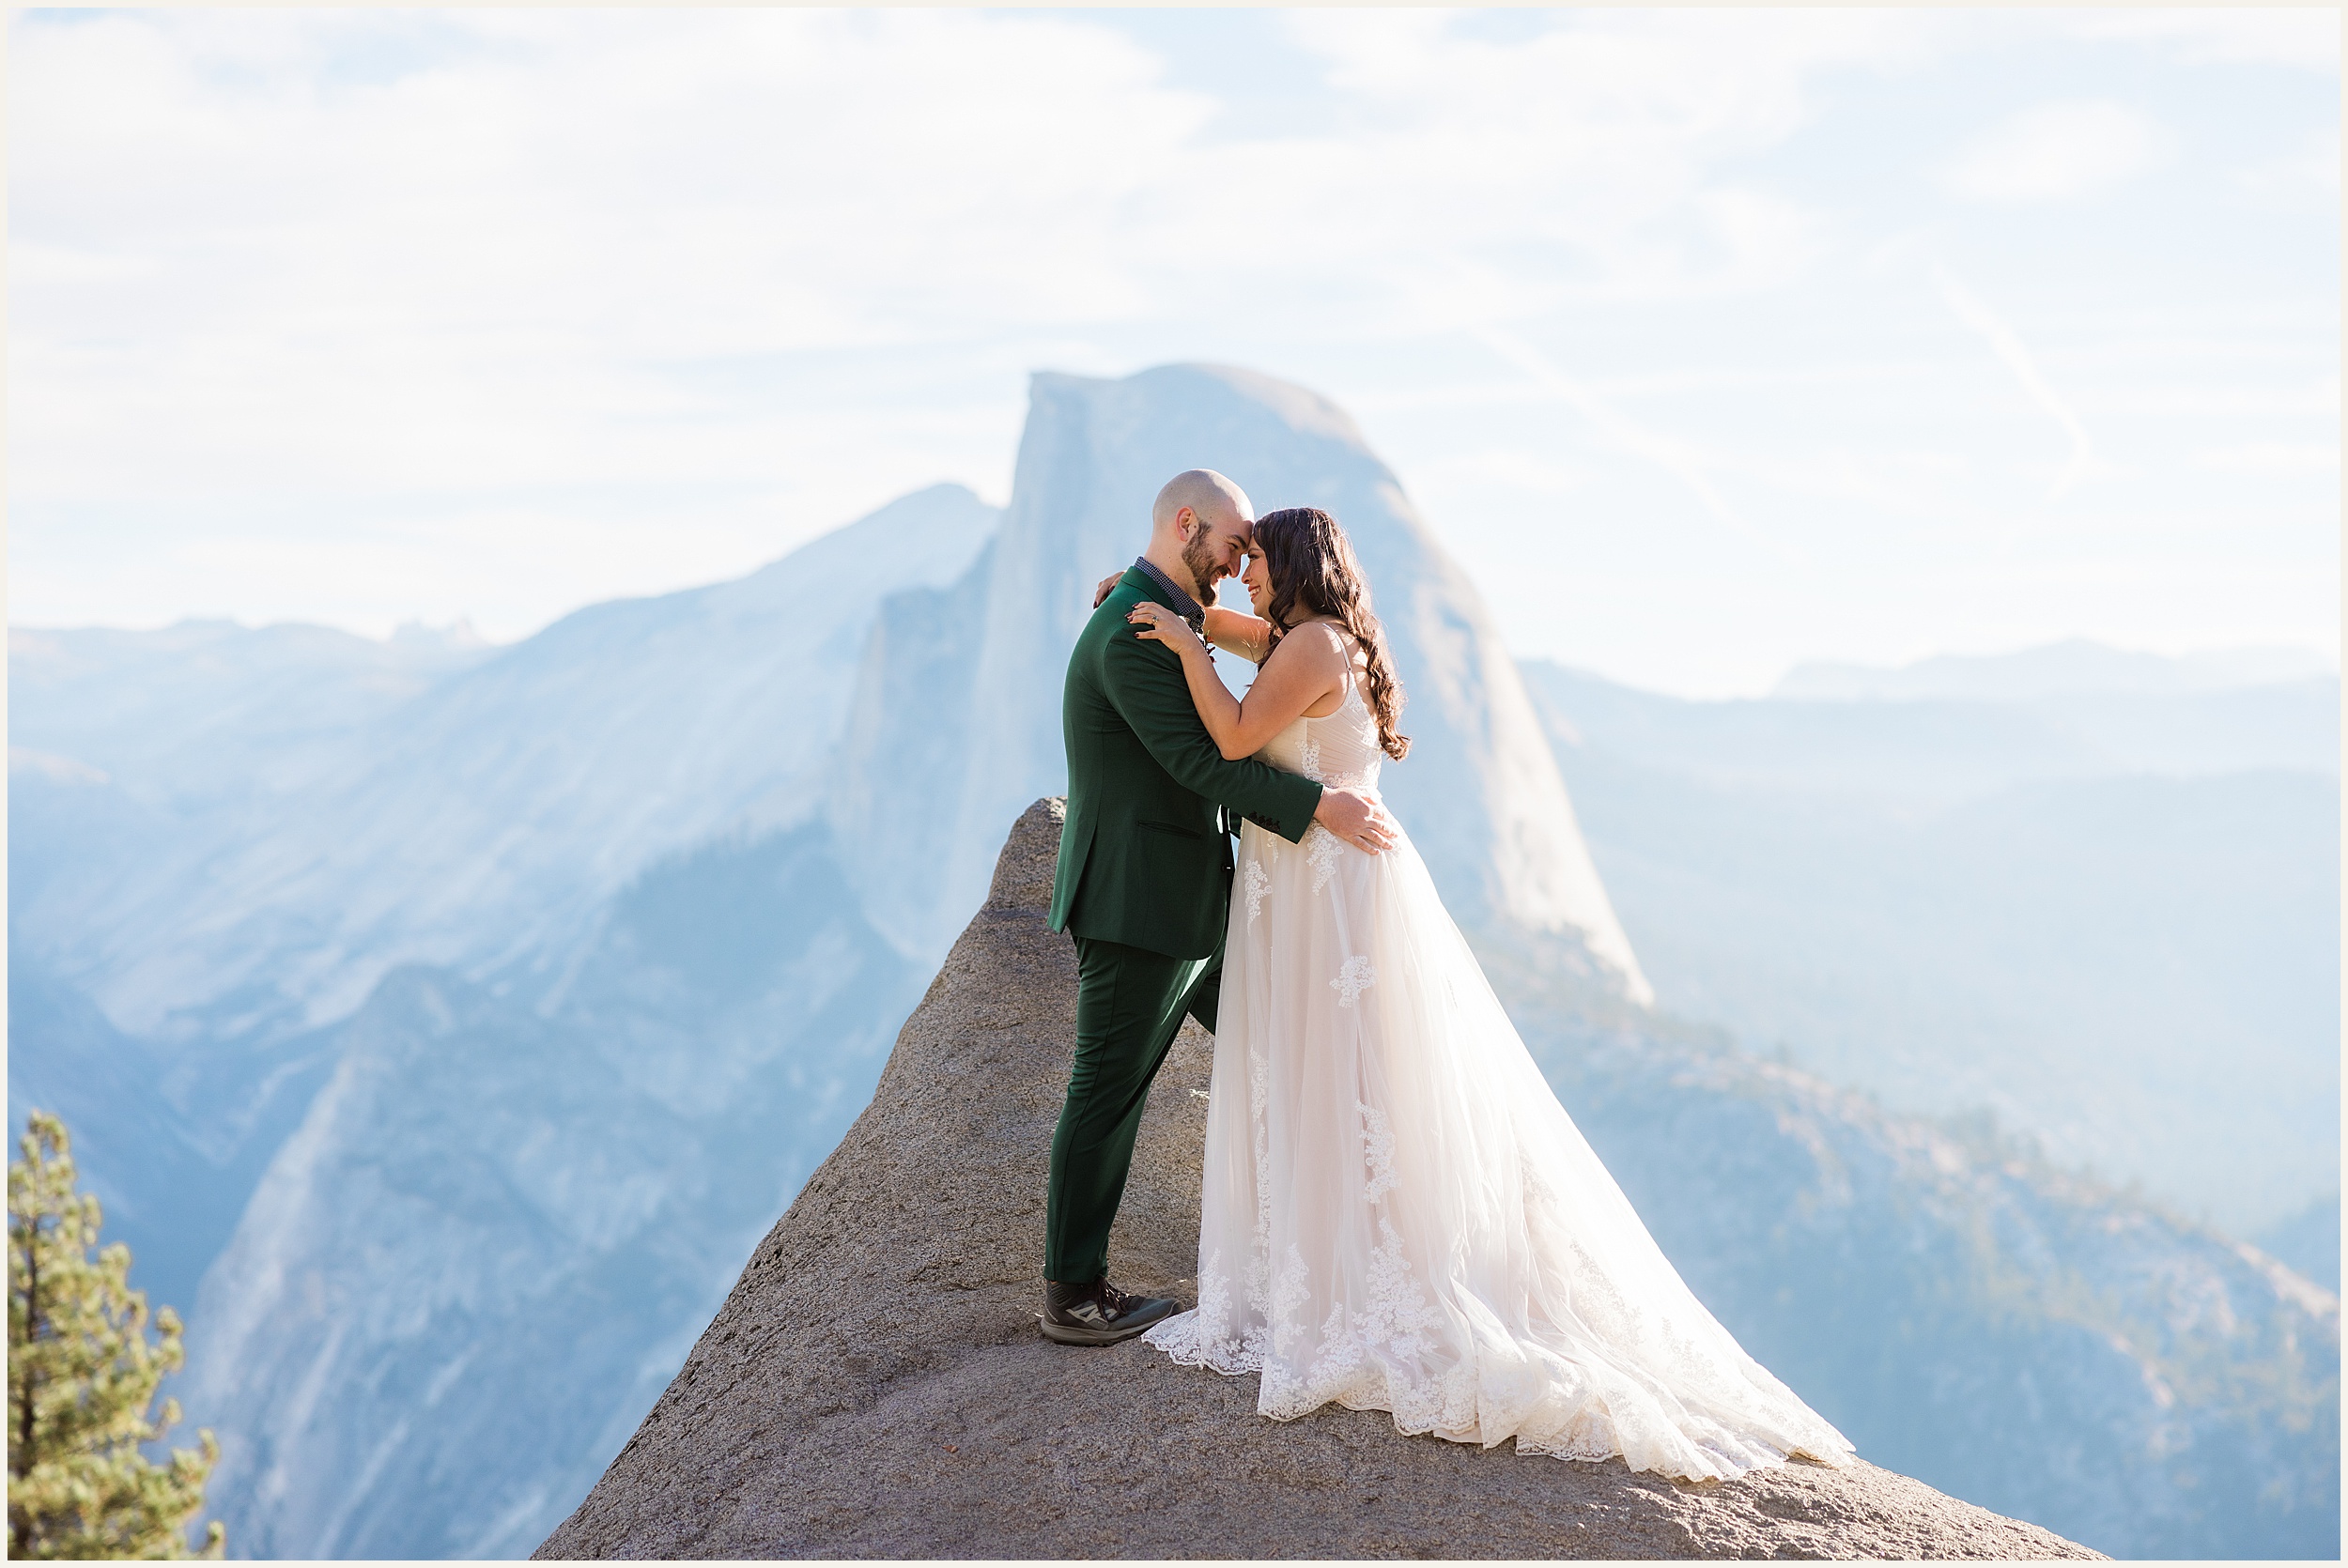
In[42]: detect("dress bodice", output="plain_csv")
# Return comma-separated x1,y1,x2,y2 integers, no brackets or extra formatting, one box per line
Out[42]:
1259,663,1383,792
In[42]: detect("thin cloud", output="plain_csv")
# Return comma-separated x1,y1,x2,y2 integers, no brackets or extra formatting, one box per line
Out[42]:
1931,265,2096,504
1465,323,1804,566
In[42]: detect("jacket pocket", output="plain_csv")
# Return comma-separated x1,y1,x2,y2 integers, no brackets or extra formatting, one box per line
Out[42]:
1136,819,1206,841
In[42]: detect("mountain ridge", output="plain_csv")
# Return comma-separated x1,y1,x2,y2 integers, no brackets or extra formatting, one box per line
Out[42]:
1772,636,2339,703
10,483,998,1040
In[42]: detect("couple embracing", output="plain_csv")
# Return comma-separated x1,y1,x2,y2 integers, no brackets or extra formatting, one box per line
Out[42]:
1041,469,1854,1482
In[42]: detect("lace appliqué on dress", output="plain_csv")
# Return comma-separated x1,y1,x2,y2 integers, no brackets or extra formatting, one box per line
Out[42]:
1359,1101,1398,1204
1244,858,1270,927
1305,826,1342,891
1270,1244,1311,1355
1245,1042,1274,1323
1356,1218,1440,1360
1197,1261,1235,1352
1332,955,1376,1007
1257,1218,1445,1423
1146,1250,1242,1366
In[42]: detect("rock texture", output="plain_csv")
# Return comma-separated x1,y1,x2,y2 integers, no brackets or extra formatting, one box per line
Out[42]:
535,799,2098,1560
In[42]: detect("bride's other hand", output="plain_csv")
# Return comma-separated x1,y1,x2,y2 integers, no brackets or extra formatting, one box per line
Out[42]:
1093,571,1124,608
1128,602,1207,657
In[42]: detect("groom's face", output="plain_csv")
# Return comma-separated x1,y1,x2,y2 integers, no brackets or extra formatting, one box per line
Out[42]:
1182,506,1254,594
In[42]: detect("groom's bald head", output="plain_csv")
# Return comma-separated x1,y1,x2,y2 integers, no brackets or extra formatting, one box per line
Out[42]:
1152,468,1252,537
1148,468,1255,600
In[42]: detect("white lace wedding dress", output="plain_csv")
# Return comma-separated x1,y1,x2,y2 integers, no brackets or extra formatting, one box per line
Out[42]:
1143,662,1856,1481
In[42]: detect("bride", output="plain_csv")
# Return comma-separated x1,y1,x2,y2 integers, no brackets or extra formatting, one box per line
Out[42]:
1120,506,1855,1483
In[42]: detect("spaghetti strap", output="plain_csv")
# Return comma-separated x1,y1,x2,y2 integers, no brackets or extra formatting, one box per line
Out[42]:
1314,625,1368,719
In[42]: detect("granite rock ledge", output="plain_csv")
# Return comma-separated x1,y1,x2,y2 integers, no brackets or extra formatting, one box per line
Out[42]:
534,797,2101,1560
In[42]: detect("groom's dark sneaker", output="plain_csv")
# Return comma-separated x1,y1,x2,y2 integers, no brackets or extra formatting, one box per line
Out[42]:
1038,1278,1179,1345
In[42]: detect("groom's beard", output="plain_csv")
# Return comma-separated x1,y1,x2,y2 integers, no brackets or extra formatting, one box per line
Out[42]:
1181,531,1225,601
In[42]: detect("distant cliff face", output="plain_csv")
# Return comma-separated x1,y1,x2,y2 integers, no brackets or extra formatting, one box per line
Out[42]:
535,799,2089,1562
179,822,926,1559
12,483,998,1042
833,366,1650,1003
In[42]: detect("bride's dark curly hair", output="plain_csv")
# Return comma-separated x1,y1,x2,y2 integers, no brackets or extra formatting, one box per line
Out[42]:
1252,507,1410,761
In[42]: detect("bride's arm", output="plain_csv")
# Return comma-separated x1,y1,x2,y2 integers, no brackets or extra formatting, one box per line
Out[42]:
1092,570,1268,662
1202,606,1271,662
1127,607,1343,761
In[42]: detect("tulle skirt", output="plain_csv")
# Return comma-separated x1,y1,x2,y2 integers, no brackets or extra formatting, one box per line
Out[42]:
1144,816,1855,1480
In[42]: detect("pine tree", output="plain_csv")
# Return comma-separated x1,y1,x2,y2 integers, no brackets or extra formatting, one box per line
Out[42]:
8,1113,224,1560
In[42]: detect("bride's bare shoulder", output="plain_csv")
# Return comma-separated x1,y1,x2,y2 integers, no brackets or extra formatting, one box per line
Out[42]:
1265,620,1351,671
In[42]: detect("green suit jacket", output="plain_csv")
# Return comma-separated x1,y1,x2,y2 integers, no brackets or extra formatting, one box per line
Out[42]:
1051,568,1325,958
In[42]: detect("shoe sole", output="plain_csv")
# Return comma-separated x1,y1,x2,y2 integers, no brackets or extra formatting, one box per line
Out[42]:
1036,1305,1178,1346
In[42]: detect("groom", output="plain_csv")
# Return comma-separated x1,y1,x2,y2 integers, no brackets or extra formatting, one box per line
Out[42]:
1041,468,1398,1345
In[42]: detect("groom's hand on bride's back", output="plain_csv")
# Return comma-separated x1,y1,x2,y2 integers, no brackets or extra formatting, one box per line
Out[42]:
1316,786,1398,855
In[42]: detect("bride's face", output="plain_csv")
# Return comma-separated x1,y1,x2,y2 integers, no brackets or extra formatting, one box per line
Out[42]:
1241,549,1273,618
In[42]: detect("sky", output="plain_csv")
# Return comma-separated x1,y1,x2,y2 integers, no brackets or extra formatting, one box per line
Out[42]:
9,7,2339,698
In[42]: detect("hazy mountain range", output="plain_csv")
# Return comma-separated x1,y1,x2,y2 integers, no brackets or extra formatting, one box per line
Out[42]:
1520,655,2340,1240
9,365,2336,1558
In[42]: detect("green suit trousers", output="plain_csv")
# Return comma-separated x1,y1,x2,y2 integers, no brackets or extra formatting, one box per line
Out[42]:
1044,934,1223,1284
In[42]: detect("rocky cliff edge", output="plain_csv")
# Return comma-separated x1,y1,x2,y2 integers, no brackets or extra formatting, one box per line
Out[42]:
534,798,2098,1560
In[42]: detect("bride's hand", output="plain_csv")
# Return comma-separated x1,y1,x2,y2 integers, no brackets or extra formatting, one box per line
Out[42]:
1092,571,1124,608
1128,601,1206,657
